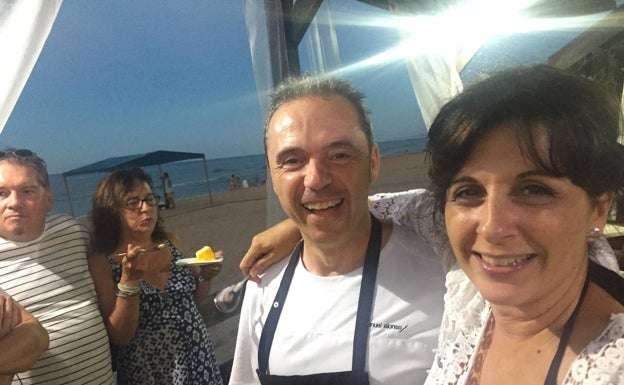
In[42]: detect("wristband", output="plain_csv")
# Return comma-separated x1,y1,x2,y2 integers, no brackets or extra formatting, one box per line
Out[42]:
116,290,139,298
196,275,206,284
117,282,140,294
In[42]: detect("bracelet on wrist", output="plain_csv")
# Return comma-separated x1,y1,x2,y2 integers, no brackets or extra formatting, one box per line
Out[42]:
196,274,207,284
117,282,140,294
116,290,140,298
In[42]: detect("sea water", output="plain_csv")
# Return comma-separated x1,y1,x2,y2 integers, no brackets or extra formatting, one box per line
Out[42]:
50,137,426,217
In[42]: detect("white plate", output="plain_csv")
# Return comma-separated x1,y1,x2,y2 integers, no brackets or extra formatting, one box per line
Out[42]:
176,256,224,266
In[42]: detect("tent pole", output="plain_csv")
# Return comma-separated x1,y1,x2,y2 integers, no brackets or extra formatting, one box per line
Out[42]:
157,164,165,204
62,175,75,217
202,156,213,205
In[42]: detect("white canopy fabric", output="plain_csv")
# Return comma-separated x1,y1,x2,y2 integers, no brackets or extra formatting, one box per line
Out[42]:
0,0,62,133
388,0,467,130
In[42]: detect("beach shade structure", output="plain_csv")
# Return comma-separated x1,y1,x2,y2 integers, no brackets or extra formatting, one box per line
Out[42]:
62,150,213,216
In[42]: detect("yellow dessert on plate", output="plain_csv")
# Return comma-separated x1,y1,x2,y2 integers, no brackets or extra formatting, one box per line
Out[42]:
195,246,217,262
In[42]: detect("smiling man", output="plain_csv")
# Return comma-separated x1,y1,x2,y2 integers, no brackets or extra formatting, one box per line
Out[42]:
229,77,445,385
0,149,115,384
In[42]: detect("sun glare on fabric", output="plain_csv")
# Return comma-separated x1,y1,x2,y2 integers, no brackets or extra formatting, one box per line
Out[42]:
326,0,608,78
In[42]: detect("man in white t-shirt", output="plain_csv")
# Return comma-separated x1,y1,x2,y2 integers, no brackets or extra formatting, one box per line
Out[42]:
0,148,115,384
229,77,445,385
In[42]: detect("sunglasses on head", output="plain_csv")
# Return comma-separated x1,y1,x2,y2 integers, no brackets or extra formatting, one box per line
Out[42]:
0,149,36,158
0,149,46,166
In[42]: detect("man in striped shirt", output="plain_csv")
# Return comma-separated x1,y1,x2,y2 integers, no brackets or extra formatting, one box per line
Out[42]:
0,149,115,384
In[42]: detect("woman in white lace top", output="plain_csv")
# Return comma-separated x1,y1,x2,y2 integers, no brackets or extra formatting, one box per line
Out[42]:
240,65,624,384
371,65,624,385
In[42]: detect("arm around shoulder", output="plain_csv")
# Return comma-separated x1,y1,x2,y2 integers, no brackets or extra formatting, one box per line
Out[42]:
240,218,301,282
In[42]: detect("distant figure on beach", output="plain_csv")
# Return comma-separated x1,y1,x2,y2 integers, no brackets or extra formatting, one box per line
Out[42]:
228,76,444,384
0,147,115,384
229,174,242,190
161,172,175,209
89,167,223,385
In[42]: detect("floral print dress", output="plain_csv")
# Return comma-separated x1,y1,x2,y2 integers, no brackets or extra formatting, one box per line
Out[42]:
107,240,223,385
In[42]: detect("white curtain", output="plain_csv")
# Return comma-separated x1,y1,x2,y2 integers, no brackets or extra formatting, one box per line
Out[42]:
388,0,470,129
0,0,62,133
303,1,341,75
243,0,287,227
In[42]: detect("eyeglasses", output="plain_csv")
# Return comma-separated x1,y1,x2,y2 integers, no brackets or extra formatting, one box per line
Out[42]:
0,149,46,165
125,195,160,210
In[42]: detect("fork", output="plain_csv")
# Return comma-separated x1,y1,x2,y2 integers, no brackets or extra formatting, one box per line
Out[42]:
112,243,167,257
213,275,249,313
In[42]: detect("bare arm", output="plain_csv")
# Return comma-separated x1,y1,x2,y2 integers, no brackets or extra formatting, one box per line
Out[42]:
88,246,146,346
239,219,301,283
0,295,49,374
239,189,453,280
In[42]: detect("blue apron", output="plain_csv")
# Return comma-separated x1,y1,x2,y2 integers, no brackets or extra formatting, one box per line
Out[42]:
256,216,382,385
544,260,624,385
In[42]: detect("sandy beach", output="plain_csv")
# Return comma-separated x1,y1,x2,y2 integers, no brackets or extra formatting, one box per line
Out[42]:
158,151,429,368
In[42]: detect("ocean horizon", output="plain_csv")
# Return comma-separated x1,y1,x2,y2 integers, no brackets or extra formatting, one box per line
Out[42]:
50,137,427,217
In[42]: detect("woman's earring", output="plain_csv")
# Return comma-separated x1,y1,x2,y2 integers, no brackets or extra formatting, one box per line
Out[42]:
586,227,602,243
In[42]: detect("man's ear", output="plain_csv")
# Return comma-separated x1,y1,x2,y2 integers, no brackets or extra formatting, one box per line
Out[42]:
45,189,53,212
369,144,380,183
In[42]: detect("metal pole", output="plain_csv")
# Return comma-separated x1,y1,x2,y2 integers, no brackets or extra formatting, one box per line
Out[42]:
202,156,213,205
157,164,165,207
62,175,75,217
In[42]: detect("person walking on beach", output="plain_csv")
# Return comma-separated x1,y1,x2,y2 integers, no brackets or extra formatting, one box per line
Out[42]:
228,76,445,384
161,172,175,209
0,148,115,384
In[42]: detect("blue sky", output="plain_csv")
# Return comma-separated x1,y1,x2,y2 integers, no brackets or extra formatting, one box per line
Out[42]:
1,1,613,173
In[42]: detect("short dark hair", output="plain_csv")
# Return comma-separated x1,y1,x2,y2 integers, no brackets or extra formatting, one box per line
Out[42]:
264,75,374,153
0,148,49,189
427,64,624,212
91,167,167,254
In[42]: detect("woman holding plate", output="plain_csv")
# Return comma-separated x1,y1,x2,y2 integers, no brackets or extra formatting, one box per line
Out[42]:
88,167,223,385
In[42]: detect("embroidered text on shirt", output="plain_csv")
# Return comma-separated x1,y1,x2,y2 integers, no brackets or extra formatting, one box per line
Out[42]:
370,321,408,333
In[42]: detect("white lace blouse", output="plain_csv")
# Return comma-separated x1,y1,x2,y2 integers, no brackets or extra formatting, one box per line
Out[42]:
369,189,624,384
